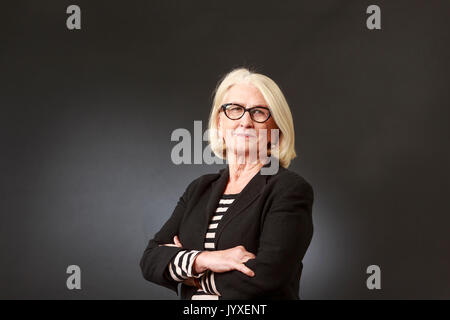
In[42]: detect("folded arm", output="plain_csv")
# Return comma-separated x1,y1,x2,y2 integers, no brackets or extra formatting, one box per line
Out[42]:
204,179,314,299
140,180,199,295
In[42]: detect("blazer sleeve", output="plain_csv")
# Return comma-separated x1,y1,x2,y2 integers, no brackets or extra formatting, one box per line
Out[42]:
212,177,314,299
139,178,199,295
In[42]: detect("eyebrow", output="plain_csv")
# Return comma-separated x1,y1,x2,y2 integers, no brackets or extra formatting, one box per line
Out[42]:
231,102,269,108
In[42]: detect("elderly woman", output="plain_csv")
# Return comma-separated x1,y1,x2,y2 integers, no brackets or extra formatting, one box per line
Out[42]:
140,68,314,300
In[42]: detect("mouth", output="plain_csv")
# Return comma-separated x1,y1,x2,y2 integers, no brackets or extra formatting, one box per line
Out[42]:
233,132,256,138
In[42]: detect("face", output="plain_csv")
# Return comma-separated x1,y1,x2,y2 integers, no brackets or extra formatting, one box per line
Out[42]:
217,83,278,163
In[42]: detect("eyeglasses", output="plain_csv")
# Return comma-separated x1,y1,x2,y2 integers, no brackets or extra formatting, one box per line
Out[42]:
221,103,271,123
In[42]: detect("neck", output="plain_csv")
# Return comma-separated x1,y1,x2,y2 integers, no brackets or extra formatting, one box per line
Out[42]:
226,152,267,182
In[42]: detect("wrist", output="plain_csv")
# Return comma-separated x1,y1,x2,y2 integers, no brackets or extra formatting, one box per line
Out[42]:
193,251,209,274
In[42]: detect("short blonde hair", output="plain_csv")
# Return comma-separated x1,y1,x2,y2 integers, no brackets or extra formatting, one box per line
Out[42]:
208,67,297,168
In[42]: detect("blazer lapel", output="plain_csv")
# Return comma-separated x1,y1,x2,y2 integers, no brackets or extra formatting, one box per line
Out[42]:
213,161,272,244
202,167,229,238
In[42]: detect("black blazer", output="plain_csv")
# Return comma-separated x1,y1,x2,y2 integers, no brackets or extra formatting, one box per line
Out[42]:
140,161,314,300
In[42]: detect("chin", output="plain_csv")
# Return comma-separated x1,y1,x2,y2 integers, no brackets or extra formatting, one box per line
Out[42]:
230,145,260,160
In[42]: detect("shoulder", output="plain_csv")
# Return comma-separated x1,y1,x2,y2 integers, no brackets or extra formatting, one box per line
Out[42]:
183,170,222,195
266,167,314,201
191,167,227,186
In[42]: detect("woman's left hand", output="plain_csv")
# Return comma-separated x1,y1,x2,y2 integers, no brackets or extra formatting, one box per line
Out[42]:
159,235,183,248
158,236,198,287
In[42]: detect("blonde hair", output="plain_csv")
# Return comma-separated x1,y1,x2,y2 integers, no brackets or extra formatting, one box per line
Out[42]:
208,67,297,168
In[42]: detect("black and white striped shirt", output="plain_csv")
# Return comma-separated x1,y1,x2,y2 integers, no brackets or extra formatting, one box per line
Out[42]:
165,193,239,300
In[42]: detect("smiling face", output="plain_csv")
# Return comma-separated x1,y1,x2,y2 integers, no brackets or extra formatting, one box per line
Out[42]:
217,83,278,163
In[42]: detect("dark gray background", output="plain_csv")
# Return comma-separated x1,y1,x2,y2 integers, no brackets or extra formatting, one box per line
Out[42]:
1,0,449,299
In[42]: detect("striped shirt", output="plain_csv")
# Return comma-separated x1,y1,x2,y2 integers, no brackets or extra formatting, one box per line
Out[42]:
165,193,239,300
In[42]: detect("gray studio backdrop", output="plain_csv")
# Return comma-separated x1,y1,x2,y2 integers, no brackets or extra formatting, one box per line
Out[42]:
1,0,449,299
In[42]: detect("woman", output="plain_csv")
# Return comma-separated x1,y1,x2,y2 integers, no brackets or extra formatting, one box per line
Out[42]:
140,68,314,300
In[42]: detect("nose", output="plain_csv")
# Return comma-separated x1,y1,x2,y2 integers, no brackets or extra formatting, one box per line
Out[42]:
238,110,254,127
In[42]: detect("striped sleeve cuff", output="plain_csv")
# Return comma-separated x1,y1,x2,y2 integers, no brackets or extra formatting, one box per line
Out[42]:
167,250,205,282
199,270,221,296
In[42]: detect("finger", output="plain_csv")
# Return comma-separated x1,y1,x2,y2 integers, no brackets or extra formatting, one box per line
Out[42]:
234,263,255,277
241,255,255,263
240,251,255,259
160,244,178,247
236,246,254,257
246,252,256,259
173,235,183,247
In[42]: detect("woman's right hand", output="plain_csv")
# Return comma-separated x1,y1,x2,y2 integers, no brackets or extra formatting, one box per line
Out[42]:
193,245,256,277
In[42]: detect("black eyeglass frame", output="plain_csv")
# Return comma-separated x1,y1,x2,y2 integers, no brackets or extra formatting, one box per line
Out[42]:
220,103,272,123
